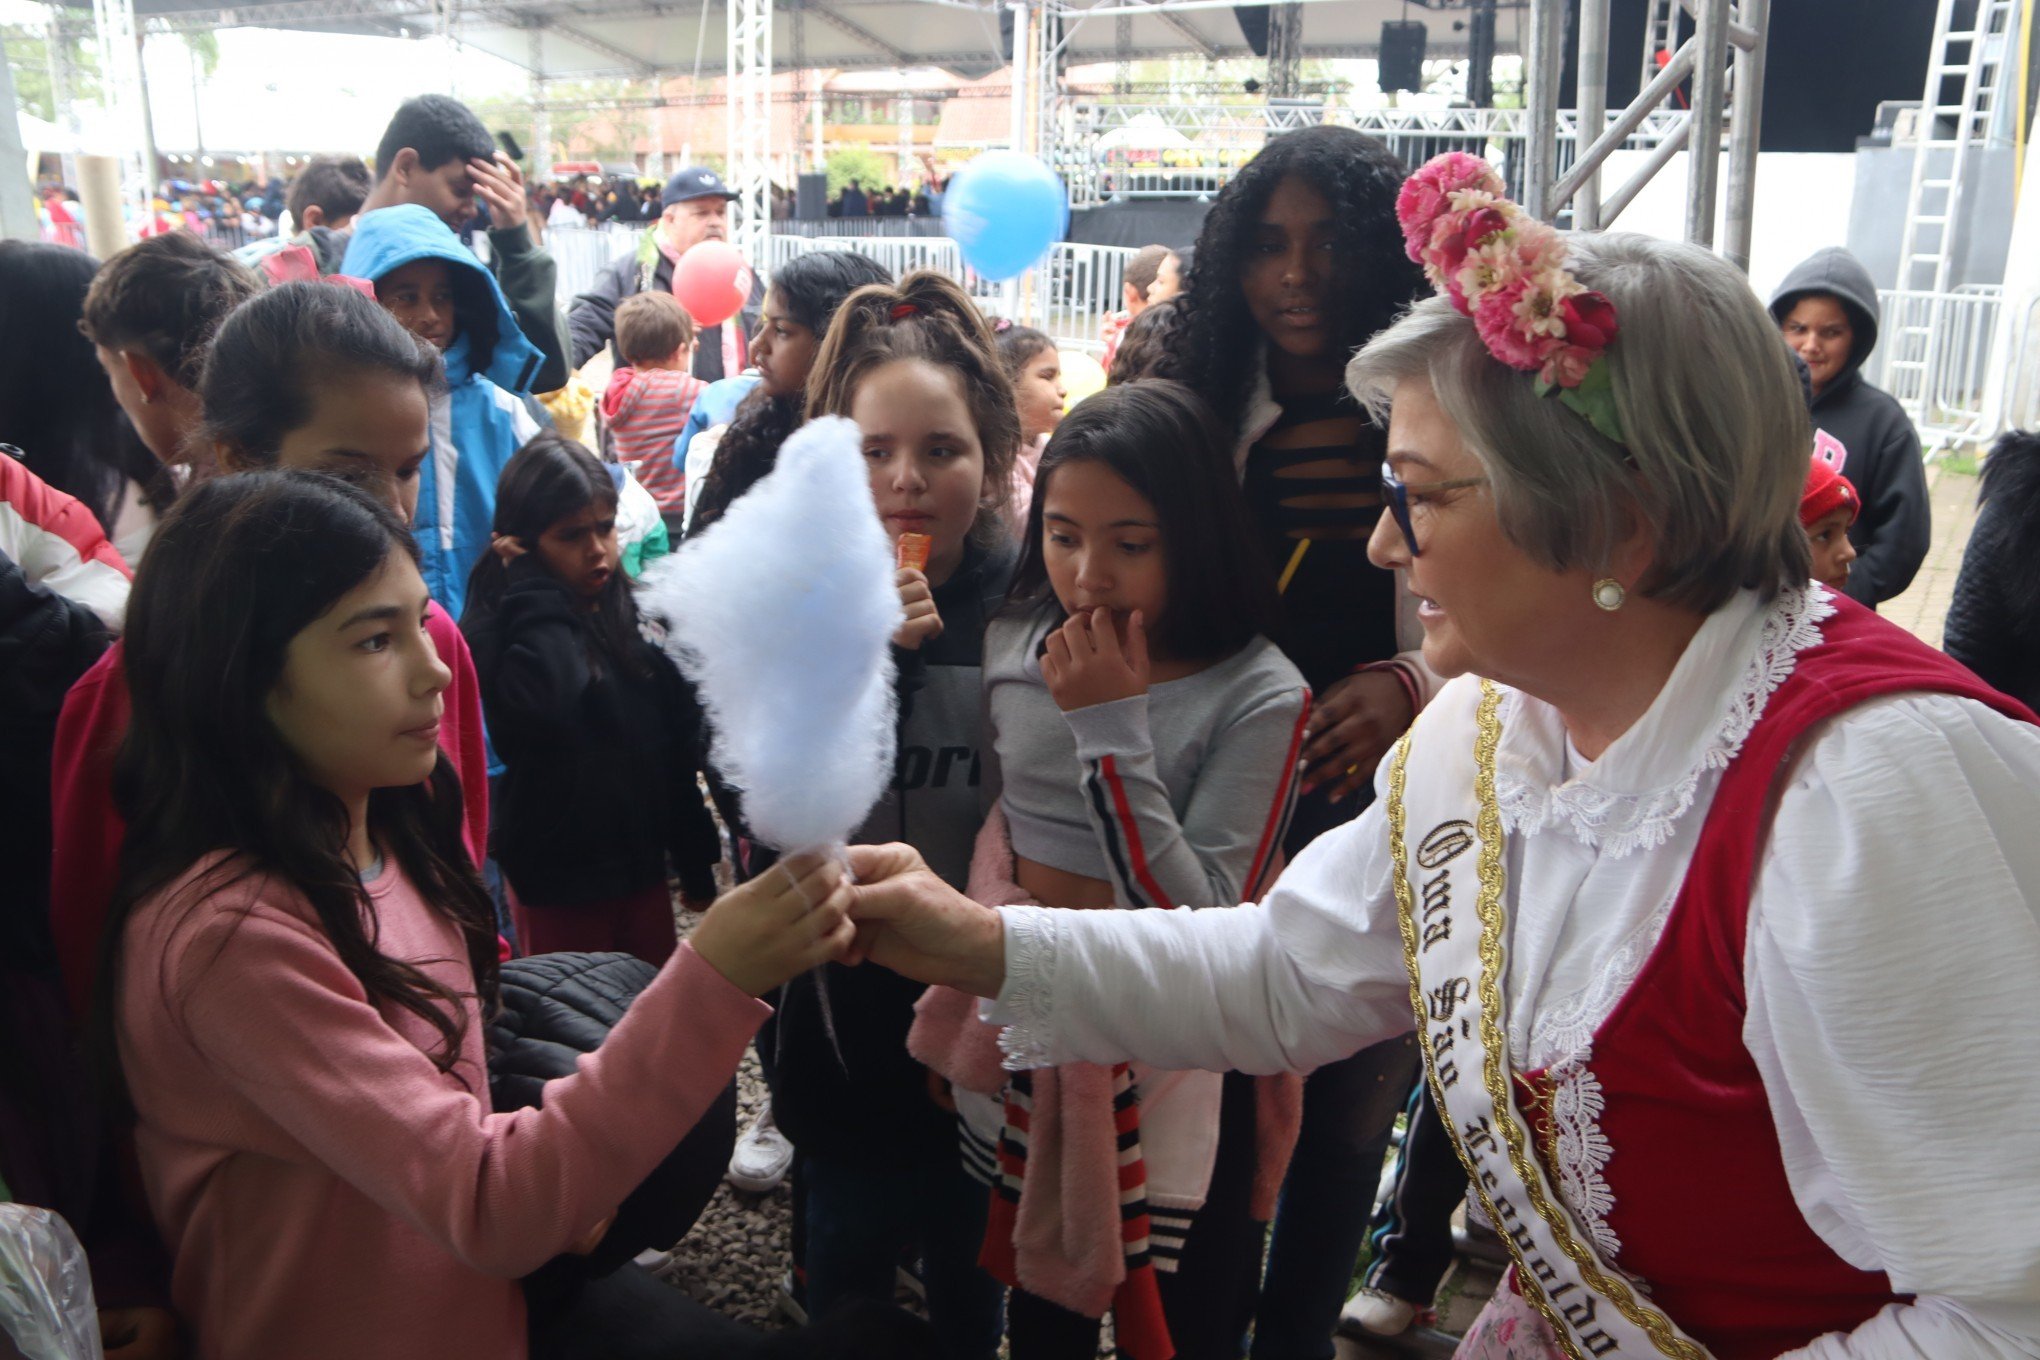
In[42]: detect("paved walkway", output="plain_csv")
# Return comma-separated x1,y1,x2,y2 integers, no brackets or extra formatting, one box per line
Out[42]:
1882,458,1981,648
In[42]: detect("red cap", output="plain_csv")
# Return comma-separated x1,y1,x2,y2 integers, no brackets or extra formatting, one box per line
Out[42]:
1801,455,1860,528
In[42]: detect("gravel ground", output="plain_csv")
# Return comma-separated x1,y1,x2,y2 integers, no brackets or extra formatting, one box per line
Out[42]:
648,903,799,1329
653,1043,799,1328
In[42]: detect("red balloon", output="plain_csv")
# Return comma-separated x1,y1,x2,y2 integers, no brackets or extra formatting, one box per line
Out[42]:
671,241,753,328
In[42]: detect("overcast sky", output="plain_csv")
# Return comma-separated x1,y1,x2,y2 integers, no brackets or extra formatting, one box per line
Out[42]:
9,0,528,156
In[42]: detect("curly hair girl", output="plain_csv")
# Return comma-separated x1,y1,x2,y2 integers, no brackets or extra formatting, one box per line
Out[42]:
1164,125,1423,439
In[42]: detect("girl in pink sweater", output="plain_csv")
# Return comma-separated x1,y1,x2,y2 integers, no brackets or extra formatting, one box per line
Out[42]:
105,470,867,1360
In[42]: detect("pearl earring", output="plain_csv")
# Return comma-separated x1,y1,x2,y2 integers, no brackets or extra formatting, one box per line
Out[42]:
1592,578,1627,611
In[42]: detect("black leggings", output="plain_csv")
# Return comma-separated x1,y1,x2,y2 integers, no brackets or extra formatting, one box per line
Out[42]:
1006,1072,1263,1360
528,1260,941,1360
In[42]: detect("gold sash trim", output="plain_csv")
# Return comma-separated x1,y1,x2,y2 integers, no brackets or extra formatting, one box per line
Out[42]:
1387,680,1708,1360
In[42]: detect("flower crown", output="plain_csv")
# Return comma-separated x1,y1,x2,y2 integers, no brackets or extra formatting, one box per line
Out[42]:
1395,152,1624,444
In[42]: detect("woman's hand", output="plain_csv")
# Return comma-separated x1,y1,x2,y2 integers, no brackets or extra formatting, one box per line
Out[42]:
845,842,1007,998
1299,670,1416,804
690,851,857,996
100,1307,182,1360
1041,607,1150,712
491,533,528,565
893,568,944,650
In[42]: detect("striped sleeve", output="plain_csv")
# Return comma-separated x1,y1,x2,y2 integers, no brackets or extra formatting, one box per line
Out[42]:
0,454,131,629
1064,685,1309,912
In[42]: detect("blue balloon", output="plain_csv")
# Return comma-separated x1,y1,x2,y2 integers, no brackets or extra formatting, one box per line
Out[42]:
943,152,1069,282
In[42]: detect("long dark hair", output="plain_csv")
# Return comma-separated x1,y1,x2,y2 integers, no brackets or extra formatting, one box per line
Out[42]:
200,281,443,463
463,432,649,678
1165,126,1425,437
101,472,498,1101
0,240,167,534
808,270,1019,549
688,250,892,537
1009,380,1279,662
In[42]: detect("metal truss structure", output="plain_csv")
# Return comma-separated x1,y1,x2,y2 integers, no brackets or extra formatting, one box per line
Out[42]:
728,0,774,265
1531,0,1770,266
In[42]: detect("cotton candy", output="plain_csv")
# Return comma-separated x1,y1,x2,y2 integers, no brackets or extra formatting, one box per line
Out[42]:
641,415,903,856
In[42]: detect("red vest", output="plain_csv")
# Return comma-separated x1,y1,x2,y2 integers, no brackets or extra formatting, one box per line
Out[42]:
1517,595,2035,1358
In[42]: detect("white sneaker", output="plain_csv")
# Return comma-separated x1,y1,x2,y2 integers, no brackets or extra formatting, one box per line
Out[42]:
727,1101,795,1193
1338,1287,1420,1338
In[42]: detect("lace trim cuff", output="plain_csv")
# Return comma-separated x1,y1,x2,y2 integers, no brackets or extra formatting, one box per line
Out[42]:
994,906,1060,1070
1496,586,1836,857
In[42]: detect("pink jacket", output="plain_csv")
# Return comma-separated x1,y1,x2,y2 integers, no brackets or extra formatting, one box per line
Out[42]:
118,854,767,1360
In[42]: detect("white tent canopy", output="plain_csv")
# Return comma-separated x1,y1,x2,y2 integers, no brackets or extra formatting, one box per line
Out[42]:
60,0,1518,80
1092,112,1192,153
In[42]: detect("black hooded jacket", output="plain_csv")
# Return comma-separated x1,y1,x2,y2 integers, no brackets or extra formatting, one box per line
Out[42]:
1770,248,1932,608
1945,431,2040,711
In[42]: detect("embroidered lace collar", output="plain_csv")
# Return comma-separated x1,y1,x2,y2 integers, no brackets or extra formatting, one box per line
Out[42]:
1493,585,1836,857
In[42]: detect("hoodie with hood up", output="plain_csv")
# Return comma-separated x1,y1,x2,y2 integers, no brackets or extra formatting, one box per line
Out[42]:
343,205,543,619
1770,248,1931,608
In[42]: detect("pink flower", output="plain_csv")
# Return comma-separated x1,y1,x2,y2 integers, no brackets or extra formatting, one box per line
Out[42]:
1539,344,1596,388
1423,151,1503,198
1461,205,1510,250
1560,290,1620,351
1474,282,1546,371
1511,275,1569,341
1455,237,1529,312
1396,177,1448,260
1397,153,1505,259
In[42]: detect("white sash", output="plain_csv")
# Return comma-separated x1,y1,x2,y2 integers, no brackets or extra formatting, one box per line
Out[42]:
1387,679,1710,1360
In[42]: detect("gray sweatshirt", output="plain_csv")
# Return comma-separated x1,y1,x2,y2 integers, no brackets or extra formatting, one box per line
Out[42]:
984,607,1311,911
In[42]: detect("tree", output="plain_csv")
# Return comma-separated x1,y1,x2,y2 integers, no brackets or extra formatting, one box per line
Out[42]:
4,23,100,125
825,146,888,198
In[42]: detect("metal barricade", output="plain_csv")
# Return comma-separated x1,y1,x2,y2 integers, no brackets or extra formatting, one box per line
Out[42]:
774,217,945,239
1038,243,1140,357
547,224,646,302
762,233,1129,360
1869,285,2005,448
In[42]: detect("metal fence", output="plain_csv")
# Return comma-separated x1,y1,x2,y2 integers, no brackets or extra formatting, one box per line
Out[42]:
773,217,946,239
763,232,1138,357
1867,285,2006,449
544,223,645,300
547,226,2020,449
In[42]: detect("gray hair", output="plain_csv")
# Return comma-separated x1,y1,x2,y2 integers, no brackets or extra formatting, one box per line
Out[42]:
1346,231,1811,613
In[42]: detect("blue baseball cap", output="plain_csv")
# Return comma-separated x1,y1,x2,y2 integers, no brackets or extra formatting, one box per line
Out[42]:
662,166,739,207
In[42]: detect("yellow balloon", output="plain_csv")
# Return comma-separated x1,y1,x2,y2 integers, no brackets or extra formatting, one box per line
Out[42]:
1060,348,1109,410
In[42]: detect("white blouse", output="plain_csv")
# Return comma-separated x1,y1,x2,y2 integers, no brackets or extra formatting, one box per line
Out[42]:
989,587,2040,1358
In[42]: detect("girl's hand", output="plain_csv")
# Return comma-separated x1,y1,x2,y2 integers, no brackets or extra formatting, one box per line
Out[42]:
689,851,857,996
893,568,944,650
567,1213,615,1255
492,533,528,565
99,1307,182,1360
845,842,1007,998
1041,607,1150,712
1299,670,1417,804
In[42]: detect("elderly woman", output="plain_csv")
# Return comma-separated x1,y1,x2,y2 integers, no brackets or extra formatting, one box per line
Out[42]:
842,162,2040,1360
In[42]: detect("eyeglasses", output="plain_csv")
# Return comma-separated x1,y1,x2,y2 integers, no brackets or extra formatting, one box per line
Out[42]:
1380,461,1488,557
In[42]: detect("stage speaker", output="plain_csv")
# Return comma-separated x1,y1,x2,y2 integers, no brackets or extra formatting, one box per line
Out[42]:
796,172,827,220
1235,6,1271,57
1379,20,1427,94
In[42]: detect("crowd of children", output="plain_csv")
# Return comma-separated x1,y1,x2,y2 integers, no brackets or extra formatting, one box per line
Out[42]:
4,93,2024,1360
